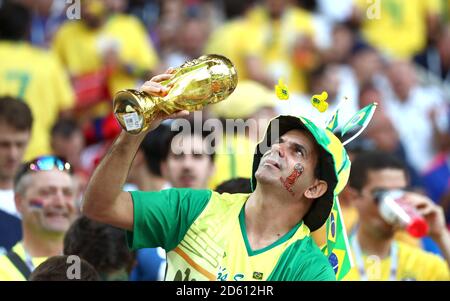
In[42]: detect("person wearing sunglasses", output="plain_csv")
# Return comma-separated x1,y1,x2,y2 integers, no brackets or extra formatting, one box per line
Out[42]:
343,151,450,281
0,156,78,281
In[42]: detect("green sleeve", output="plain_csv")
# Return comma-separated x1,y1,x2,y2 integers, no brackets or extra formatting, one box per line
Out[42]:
295,253,336,281
268,238,336,281
126,188,211,251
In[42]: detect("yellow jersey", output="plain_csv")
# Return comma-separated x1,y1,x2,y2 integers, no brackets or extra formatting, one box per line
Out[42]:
206,6,316,93
355,0,442,58
344,239,450,281
0,242,47,281
205,18,262,81
245,6,316,93
0,41,74,160
52,14,159,114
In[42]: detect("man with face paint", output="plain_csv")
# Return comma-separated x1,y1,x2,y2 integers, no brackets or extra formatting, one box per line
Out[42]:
0,156,78,280
83,71,351,281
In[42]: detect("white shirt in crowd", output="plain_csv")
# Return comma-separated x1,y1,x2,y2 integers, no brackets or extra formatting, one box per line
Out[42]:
384,86,449,173
0,189,19,218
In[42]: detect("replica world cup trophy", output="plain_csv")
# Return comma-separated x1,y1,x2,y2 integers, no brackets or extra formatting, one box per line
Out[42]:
113,54,238,134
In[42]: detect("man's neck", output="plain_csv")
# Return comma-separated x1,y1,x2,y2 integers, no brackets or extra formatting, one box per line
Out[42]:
22,226,63,258
357,225,394,259
244,185,308,250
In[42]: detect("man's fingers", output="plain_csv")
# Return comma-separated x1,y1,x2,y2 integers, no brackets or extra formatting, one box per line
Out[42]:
418,204,443,217
165,67,176,74
140,81,168,95
404,193,432,209
151,73,174,83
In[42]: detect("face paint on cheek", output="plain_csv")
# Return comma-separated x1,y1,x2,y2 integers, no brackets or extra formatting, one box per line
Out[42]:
29,199,44,210
279,163,304,196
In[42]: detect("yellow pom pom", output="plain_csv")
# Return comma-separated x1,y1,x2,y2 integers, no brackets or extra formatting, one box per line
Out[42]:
311,91,329,113
275,79,289,100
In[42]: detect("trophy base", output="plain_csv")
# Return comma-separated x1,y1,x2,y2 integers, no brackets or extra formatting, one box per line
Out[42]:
113,89,159,135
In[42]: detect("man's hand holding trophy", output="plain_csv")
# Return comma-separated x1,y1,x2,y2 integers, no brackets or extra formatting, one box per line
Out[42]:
113,54,238,134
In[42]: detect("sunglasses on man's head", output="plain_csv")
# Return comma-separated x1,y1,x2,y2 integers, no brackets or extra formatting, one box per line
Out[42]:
15,156,73,184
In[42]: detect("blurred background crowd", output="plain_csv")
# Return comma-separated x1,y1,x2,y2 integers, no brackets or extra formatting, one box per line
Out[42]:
0,0,450,281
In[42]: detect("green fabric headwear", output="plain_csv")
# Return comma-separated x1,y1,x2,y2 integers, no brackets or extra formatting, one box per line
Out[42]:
250,102,377,280
251,115,351,231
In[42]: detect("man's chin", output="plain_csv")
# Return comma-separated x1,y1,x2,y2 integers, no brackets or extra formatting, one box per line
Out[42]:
373,221,396,239
42,221,70,234
255,170,279,186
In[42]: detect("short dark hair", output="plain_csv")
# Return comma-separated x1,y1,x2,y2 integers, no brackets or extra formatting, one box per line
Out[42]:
0,96,33,131
215,177,252,194
0,1,31,41
162,119,215,162
51,118,81,139
63,216,134,280
29,255,100,281
140,123,171,176
349,150,408,191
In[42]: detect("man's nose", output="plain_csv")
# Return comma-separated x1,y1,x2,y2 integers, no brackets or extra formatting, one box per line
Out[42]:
8,144,19,160
50,190,66,207
181,155,195,168
271,142,285,158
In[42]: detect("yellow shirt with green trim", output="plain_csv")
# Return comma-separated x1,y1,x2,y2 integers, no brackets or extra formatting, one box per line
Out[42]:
0,242,47,281
343,240,450,281
354,0,442,58
127,188,336,281
0,41,75,160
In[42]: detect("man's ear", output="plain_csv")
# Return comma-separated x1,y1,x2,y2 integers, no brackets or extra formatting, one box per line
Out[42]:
304,179,328,199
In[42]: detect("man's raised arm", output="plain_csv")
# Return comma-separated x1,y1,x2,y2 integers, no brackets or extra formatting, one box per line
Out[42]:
82,70,188,231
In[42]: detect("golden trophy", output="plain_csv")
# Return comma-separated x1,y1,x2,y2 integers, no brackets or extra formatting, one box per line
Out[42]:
113,54,238,134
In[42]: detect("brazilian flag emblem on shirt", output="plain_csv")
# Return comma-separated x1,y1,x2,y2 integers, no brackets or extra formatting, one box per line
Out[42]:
253,272,263,280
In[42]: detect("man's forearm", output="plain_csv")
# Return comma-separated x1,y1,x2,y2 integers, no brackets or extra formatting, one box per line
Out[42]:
82,130,146,219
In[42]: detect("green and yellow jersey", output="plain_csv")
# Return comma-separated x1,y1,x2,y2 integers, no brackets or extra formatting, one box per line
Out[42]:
127,188,335,281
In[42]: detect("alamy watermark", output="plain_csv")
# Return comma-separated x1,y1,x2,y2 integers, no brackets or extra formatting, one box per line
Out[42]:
167,111,281,156
66,0,81,20
366,0,381,20
66,255,81,280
